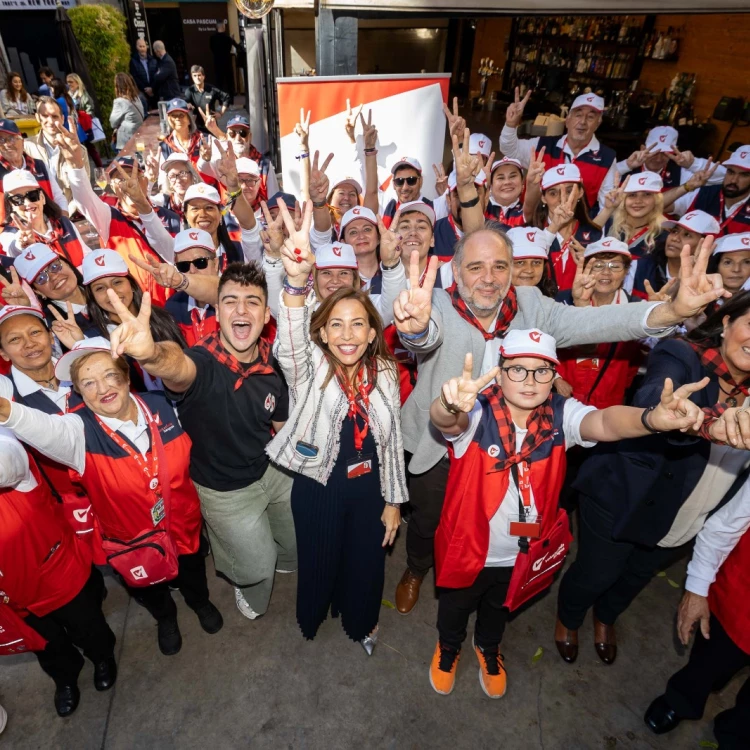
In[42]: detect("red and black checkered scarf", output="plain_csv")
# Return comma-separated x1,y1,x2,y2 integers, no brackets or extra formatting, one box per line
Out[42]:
447,283,518,342
0,152,43,180
246,144,268,210
689,339,750,404
484,383,555,471
164,131,203,163
198,331,274,391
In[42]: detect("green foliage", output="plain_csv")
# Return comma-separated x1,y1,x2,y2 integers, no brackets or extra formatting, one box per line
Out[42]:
68,4,131,138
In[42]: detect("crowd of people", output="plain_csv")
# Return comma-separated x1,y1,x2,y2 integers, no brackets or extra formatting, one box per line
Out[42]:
1,46,750,748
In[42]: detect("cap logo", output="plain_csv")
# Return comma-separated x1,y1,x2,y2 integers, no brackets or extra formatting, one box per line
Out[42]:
479,140,485,147
684,212,696,221
526,231,536,242
94,255,106,267
586,96,594,102
352,208,360,215
189,231,199,240
332,245,341,257
638,177,647,185
659,135,667,142
602,240,612,247
556,166,566,176
197,185,205,193
743,237,750,246
24,250,35,260
529,331,542,343
741,151,748,159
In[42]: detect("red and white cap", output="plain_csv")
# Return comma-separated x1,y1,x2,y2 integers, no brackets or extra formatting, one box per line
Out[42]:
81,249,129,285
183,183,221,206
0,304,45,328
490,157,523,176
507,227,548,260
315,242,358,270
391,157,422,175
570,93,605,113
447,169,487,192
159,152,191,173
55,336,113,382
173,228,215,255
398,200,436,227
713,233,750,255
469,133,492,158
2,169,40,193
235,157,260,176
500,328,559,365
645,126,678,154
723,146,750,172
624,170,663,193
541,163,582,191
583,237,631,260
340,206,378,233
662,209,721,235
330,175,363,195
13,243,59,283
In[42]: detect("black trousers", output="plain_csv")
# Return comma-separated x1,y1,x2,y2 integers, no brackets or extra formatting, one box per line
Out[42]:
664,615,750,749
437,566,514,651
26,567,116,688
557,495,685,629
126,551,210,622
406,456,451,577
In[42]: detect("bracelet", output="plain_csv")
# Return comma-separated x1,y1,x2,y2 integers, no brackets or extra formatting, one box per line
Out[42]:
439,390,461,415
459,194,480,209
174,272,189,292
364,147,377,155
382,259,401,271
225,187,242,203
640,404,660,434
283,275,312,295
400,328,428,341
296,152,310,160
385,502,400,508
312,200,328,209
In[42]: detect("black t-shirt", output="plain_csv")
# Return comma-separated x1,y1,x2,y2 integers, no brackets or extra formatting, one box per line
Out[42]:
166,346,289,492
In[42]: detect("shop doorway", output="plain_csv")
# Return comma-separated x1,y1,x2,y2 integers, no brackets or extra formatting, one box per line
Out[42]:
145,7,188,87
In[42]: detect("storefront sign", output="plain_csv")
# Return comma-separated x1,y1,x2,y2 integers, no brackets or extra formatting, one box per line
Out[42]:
127,0,151,46
0,0,73,8
180,3,224,82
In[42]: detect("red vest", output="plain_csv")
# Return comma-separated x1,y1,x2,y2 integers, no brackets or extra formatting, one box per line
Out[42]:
436,393,568,589
383,323,416,405
4,215,87,268
0,455,92,617
70,392,202,556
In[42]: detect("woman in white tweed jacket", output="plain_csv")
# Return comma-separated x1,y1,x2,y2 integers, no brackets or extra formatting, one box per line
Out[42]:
266,202,407,655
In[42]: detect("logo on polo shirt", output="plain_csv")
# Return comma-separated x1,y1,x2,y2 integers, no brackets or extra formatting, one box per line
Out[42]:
332,245,341,257
94,255,106,267
264,393,275,412
189,231,199,240
638,177,647,185
24,250,35,260
487,444,500,458
526,231,536,242
529,331,542,342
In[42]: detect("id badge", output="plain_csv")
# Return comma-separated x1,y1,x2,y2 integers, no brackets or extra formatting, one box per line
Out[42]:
347,454,373,479
151,498,165,527
508,513,542,539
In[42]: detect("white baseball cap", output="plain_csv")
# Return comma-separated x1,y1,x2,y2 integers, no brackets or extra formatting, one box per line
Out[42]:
624,170,663,193
13,243,59,283
340,206,378,234
330,175,363,196
490,157,523,177
2,169,40,193
713,233,750,255
500,328,559,365
0,304,45,328
583,237,632,260
645,126,678,154
570,93,605,113
723,146,750,172
507,227,548,260
235,157,260,176
55,336,113,382
159,153,191,173
447,170,487,192
469,133,492,158
183,183,221,206
397,200,436,227
391,157,422,175
81,249,129,285
173,228,215,255
315,242,358,270
541,163,582,191
662,209,721,235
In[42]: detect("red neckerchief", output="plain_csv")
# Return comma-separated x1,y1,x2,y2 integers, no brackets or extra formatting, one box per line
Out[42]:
718,192,747,232
39,220,77,265
165,131,202,161
0,152,41,179
689,340,750,405
447,214,463,240
246,144,268,210
550,221,579,271
627,226,649,249
198,331,274,391
190,306,210,342
334,360,377,451
447,282,518,342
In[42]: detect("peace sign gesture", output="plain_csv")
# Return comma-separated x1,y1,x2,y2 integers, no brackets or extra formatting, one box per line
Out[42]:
128,253,184,290
359,109,378,151
441,352,500,414
294,108,311,152
213,139,239,189
344,98,364,144
0,266,31,306
11,214,36,248
526,146,547,189
442,96,467,141
571,253,596,307
648,377,709,433
683,158,720,192
433,163,448,196
378,211,402,267
260,200,285,257
144,149,160,184
199,134,214,163
309,150,333,205
506,86,532,129
452,128,481,190
277,197,314,284
643,277,678,303
197,104,223,138
52,122,85,170
108,289,155,360
547,187,578,235
625,143,656,171
668,145,695,169
48,301,85,351
112,160,151,214
393,250,438,336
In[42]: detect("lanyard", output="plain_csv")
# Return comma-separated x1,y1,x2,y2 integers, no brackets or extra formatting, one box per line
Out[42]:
516,460,532,509
553,221,579,271
448,214,463,240
719,193,747,232
340,369,371,452
628,226,649,250
190,305,210,341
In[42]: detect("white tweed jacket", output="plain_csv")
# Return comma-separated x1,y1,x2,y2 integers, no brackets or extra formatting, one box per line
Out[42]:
266,296,408,505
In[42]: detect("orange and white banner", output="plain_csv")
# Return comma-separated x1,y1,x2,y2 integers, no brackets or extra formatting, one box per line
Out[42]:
277,74,450,202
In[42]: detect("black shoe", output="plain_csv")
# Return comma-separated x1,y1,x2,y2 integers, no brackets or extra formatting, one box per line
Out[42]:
93,656,118,691
645,695,682,735
193,601,223,635
157,617,182,656
54,684,80,717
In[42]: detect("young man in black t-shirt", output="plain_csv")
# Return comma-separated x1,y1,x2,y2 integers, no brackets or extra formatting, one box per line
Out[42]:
107,263,296,621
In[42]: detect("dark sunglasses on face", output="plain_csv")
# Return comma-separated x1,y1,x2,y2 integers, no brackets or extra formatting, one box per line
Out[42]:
393,176,419,187
176,257,212,272
9,189,42,206
228,129,249,139
35,259,64,286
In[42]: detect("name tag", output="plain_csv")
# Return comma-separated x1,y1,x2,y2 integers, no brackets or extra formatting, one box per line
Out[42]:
347,454,373,480
151,498,165,527
509,513,542,539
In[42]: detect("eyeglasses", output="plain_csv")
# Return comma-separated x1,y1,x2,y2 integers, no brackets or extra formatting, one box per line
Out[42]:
501,365,556,383
35,259,64,286
239,176,260,187
176,257,212,272
8,189,42,206
227,129,249,139
169,111,188,119
591,261,626,272
168,170,192,181
393,176,419,187
0,135,19,148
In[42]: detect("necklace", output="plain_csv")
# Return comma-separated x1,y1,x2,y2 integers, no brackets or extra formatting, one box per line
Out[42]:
718,380,740,407
32,376,57,389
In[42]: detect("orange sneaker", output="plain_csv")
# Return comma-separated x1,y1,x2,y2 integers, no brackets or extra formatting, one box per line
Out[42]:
474,641,507,699
429,641,461,695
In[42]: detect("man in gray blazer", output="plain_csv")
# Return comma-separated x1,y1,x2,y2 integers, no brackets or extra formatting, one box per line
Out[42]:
391,222,728,615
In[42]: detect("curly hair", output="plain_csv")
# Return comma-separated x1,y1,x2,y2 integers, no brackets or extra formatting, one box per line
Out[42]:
218,261,268,303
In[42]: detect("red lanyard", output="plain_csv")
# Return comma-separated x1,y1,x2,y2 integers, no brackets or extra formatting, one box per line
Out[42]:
718,193,746,232
628,226,649,250
553,221,579,269
190,306,209,341
516,460,532,509
448,214,462,240
340,371,371,452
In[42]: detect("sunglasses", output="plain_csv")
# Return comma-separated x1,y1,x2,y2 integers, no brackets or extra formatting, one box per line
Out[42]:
168,170,192,181
35,259,64,286
8,189,42,206
176,257,212,272
227,128,249,139
393,176,419,187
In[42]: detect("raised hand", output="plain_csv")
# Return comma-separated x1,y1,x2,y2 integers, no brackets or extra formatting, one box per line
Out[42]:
547,187,578,234
452,128,481,190
294,108,311,152
344,98,364,144
708,406,750,449
648,377,709,432
309,150,333,204
433,163,448,196
52,122,85,170
112,160,151,214
144,149,160,184
359,109,378,152
213,139,239,188
48,301,85,350
668,145,695,169
260,200,284,257
505,86,532,129
199,135,213,163
442,96,466,141
11,214,36,248
526,146,547,189
197,105,223,138
107,289,156,361
393,250,438,336
378,212,402,267
625,143,656,171
677,591,711,646
643,277,678,303
683,158,719,192
128,253,184,289
0,266,31,306
482,150,496,185
602,174,626,212
277,197,314,283
571,255,596,307
441,352,500,413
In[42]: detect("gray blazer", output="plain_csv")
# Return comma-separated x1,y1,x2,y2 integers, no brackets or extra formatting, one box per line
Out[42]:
400,286,669,475
110,97,144,150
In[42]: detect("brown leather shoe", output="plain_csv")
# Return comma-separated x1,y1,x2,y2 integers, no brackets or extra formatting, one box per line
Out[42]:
593,616,617,664
395,568,423,615
554,617,578,663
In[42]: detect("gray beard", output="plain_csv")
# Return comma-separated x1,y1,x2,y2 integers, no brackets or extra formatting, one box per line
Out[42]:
456,274,502,316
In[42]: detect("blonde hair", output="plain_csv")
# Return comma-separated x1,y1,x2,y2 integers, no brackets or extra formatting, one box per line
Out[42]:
610,192,666,253
312,266,361,300
66,73,86,95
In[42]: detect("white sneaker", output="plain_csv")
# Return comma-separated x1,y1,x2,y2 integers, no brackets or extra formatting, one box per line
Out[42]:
234,587,260,620
0,704,7,735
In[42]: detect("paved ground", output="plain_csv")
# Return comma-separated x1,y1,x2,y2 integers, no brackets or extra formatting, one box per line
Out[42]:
1,515,743,750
